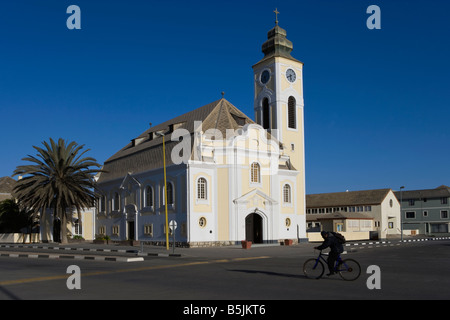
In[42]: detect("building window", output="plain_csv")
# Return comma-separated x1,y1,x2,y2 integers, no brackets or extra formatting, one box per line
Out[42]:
144,224,153,237
288,96,296,129
113,192,120,211
388,222,394,229
167,182,174,205
112,225,119,236
442,197,448,205
405,211,415,219
145,186,153,207
285,218,291,227
441,211,449,219
100,196,106,212
98,226,106,235
283,184,291,204
74,219,82,236
262,98,270,130
423,211,428,217
197,178,207,200
251,162,260,183
408,199,415,206
199,217,207,228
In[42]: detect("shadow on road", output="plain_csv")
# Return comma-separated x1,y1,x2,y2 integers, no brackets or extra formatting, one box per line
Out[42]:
0,286,21,300
228,269,307,279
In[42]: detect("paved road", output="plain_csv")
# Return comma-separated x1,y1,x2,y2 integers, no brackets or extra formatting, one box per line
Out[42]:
0,240,449,301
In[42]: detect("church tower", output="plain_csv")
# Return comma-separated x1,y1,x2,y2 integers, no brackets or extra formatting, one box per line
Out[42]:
252,10,305,174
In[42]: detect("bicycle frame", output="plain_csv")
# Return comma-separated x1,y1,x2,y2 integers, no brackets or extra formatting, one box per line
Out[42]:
314,251,347,272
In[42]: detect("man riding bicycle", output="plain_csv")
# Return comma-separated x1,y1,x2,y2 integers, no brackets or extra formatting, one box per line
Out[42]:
314,231,344,276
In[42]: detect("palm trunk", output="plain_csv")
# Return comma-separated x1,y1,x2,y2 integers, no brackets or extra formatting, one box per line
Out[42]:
61,209,68,244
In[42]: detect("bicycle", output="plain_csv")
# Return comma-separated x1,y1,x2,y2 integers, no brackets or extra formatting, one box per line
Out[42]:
303,250,361,281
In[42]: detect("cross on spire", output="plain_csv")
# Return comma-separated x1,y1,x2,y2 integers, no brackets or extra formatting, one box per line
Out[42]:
274,8,280,25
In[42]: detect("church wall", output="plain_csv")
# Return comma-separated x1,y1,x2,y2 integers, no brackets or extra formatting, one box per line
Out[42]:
188,164,216,243
95,165,189,244
217,167,230,241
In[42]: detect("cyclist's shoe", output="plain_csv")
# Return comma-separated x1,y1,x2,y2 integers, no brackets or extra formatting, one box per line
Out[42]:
326,272,335,276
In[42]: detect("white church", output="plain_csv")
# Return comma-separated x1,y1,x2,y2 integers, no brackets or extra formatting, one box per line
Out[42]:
95,17,307,247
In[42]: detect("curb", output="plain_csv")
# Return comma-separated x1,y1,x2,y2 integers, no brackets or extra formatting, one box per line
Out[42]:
0,244,182,260
344,236,450,249
138,252,182,257
0,251,144,262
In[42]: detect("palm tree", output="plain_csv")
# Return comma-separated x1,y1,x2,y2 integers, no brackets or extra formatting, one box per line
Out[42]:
13,138,101,244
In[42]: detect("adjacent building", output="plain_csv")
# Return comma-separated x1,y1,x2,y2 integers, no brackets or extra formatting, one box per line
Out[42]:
306,189,401,240
394,185,450,235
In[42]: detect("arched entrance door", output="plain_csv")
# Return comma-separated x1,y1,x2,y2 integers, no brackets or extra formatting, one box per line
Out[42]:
245,213,263,243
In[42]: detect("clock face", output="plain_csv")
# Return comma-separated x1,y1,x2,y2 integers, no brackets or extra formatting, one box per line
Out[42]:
260,70,270,84
286,68,296,83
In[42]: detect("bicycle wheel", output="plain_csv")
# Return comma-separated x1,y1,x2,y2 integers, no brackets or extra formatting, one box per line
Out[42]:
338,259,361,281
303,258,325,279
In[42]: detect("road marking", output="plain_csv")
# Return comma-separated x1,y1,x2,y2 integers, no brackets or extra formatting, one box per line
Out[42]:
0,256,270,287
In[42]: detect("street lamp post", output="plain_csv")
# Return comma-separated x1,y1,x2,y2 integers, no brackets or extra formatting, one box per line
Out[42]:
156,131,170,250
400,186,405,242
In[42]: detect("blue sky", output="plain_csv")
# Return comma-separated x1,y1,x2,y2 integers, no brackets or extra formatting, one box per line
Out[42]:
0,0,449,194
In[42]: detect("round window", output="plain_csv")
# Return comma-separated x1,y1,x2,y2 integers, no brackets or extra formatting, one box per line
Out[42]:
199,217,207,228
285,218,291,227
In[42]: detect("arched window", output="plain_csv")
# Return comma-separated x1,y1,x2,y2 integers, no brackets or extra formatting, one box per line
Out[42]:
288,96,296,129
166,182,174,205
251,162,260,183
197,177,207,200
145,186,153,207
113,192,120,211
100,196,106,212
283,184,291,204
262,98,270,130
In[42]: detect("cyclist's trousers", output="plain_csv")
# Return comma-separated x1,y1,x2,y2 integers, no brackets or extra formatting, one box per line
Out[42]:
327,252,339,273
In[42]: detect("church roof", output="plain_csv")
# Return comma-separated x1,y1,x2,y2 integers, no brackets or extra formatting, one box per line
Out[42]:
0,176,16,201
97,99,256,183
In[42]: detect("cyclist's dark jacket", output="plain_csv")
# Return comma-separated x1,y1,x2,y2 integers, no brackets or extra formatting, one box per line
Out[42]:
316,233,343,253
